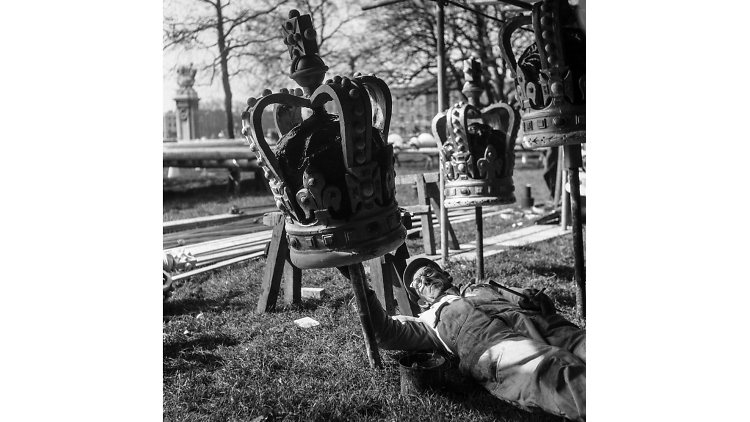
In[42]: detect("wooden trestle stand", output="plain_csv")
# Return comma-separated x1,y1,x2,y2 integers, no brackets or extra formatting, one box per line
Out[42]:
255,212,419,369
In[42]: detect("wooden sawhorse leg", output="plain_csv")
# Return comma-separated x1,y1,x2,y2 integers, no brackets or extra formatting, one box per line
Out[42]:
256,212,302,313
415,175,436,255
259,212,382,369
366,243,420,317
228,168,242,196
426,182,460,250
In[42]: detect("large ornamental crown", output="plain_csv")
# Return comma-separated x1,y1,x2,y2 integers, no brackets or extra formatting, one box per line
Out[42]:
432,57,519,208
241,10,405,269
499,0,585,149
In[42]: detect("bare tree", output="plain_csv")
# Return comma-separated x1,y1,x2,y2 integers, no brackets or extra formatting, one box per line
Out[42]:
362,1,534,106
164,0,290,138
164,0,368,137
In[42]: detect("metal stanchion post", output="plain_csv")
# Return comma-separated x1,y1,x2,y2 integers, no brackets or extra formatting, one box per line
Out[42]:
563,144,585,318
476,206,484,279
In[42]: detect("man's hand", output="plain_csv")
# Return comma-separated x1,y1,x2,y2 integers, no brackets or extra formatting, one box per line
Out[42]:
518,288,556,315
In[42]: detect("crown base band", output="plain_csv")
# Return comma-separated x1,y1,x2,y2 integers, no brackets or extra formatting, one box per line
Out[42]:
444,195,516,208
443,178,516,208
288,226,406,269
285,204,406,269
522,129,586,149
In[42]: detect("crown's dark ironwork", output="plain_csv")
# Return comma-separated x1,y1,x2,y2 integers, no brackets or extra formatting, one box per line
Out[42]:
432,57,519,208
499,0,585,150
240,10,405,269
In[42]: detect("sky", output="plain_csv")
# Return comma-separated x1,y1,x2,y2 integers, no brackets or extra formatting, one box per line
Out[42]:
163,48,238,113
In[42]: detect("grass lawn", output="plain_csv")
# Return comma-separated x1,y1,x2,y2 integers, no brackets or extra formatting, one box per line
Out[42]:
163,163,584,421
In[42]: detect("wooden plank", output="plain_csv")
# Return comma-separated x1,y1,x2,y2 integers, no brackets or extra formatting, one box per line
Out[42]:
263,211,285,226
163,224,267,244
256,213,288,313
394,173,420,185
171,251,264,282
282,258,302,305
423,172,440,183
164,218,266,236
480,225,552,245
496,225,568,247
429,195,460,250
162,159,259,170
385,256,419,317
163,231,272,255
415,175,436,255
236,202,277,212
447,245,507,263
163,147,257,161
162,222,271,249
394,172,440,186
401,204,430,215
163,213,256,234
405,225,569,266
196,244,267,264
368,257,396,316
163,140,248,149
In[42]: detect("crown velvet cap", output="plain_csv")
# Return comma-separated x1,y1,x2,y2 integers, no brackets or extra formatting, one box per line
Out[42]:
499,0,585,149
240,10,405,269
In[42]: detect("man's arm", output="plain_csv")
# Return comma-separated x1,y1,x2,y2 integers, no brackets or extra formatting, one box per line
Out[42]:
463,282,556,314
462,283,524,304
363,288,446,353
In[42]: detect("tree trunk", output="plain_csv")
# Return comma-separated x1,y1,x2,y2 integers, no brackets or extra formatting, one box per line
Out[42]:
471,4,494,103
215,0,235,139
494,8,508,103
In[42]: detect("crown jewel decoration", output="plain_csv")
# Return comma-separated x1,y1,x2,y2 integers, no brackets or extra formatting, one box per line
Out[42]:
240,10,405,269
499,0,585,149
432,57,519,208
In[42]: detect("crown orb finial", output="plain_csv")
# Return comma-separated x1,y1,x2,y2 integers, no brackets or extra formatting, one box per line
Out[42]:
461,55,484,107
282,9,329,95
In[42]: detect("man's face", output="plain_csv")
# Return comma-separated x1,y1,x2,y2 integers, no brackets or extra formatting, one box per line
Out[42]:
410,265,451,305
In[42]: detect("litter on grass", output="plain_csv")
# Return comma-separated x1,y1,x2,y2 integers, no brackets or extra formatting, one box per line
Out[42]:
294,317,320,328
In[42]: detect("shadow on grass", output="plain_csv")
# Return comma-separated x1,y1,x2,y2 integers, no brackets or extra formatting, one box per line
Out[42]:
164,177,266,198
163,289,249,318
380,352,558,422
526,263,576,281
164,333,239,375
551,291,578,309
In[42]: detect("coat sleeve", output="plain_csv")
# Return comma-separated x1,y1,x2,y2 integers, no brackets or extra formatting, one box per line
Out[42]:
364,288,446,353
462,283,524,305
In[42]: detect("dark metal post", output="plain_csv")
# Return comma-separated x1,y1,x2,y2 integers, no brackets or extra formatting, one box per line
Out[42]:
436,0,449,265
476,206,484,279
563,144,585,318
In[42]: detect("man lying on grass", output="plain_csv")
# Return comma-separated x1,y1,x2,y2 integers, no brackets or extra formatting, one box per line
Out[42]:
359,258,586,422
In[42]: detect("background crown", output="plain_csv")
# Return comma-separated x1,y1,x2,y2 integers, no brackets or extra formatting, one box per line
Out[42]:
500,0,585,150
240,10,404,269
432,99,519,208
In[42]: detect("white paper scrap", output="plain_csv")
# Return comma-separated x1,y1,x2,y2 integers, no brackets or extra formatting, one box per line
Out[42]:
294,317,320,328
